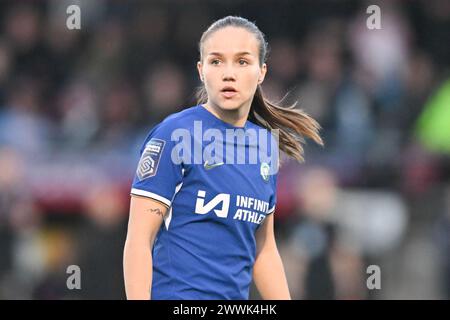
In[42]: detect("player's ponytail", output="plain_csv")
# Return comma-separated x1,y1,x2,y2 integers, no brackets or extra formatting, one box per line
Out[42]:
197,16,323,162
248,86,323,162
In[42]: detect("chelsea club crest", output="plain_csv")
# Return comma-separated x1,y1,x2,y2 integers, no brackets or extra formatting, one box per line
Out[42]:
260,162,270,182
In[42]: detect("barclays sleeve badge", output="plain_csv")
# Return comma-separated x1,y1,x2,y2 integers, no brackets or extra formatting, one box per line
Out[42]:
137,138,165,180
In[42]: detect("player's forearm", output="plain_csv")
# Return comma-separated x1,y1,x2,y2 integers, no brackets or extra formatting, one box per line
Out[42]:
253,247,291,300
123,239,153,300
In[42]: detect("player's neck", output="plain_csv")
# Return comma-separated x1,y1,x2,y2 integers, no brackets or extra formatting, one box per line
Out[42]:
203,102,249,128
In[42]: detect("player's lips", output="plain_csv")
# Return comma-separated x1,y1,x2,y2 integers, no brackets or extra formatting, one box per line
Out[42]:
220,86,238,99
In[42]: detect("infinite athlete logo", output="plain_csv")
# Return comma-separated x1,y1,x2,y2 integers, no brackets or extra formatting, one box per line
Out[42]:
195,190,230,217
137,139,165,180
194,190,269,225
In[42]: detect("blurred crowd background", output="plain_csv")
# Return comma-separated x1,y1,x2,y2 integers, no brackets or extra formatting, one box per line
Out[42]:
0,0,449,299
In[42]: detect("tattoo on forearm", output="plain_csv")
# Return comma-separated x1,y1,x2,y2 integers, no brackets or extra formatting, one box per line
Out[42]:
146,208,164,217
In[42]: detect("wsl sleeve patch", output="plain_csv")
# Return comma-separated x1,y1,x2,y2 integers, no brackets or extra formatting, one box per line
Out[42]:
137,138,166,180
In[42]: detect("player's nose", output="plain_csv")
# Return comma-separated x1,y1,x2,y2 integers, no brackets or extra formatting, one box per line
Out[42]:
222,64,236,81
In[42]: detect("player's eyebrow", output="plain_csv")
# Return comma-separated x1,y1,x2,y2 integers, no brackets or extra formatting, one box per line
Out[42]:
207,51,253,57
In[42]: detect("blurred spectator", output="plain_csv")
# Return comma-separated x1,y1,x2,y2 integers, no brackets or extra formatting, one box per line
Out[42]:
76,181,127,299
287,167,340,299
0,148,46,299
434,186,450,299
143,61,188,122
0,75,54,157
415,79,450,155
56,80,100,149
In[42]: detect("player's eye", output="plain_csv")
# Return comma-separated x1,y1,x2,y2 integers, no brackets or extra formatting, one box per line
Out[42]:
210,59,221,65
238,59,248,66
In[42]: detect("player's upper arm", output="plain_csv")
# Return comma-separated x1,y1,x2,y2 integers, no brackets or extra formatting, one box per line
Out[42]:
126,195,169,248
127,118,184,247
255,212,277,256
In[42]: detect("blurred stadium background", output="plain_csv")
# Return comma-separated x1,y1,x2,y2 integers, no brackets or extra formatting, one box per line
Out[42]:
0,0,449,299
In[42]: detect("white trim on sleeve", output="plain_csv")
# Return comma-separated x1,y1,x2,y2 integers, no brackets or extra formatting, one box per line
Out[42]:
267,205,276,214
130,188,171,207
163,180,183,230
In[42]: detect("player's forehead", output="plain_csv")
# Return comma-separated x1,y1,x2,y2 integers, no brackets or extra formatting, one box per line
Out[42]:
202,26,260,58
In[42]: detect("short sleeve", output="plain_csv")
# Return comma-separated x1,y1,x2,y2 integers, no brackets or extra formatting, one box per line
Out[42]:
267,172,278,215
130,122,183,207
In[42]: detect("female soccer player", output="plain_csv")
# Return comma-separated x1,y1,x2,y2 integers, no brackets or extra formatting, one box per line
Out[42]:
123,16,322,300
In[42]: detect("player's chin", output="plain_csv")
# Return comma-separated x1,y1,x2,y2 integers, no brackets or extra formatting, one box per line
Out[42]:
218,97,244,111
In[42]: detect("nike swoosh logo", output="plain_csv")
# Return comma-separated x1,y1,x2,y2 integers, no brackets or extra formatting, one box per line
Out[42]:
204,161,224,170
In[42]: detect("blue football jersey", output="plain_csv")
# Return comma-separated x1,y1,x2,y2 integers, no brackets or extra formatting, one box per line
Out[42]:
130,105,278,300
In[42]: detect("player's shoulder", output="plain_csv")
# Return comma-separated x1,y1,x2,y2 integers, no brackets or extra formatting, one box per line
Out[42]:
163,105,200,123
149,105,201,135
246,120,266,131
246,119,277,140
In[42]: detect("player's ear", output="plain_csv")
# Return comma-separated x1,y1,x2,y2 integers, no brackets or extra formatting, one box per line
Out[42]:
258,63,267,85
197,61,204,82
